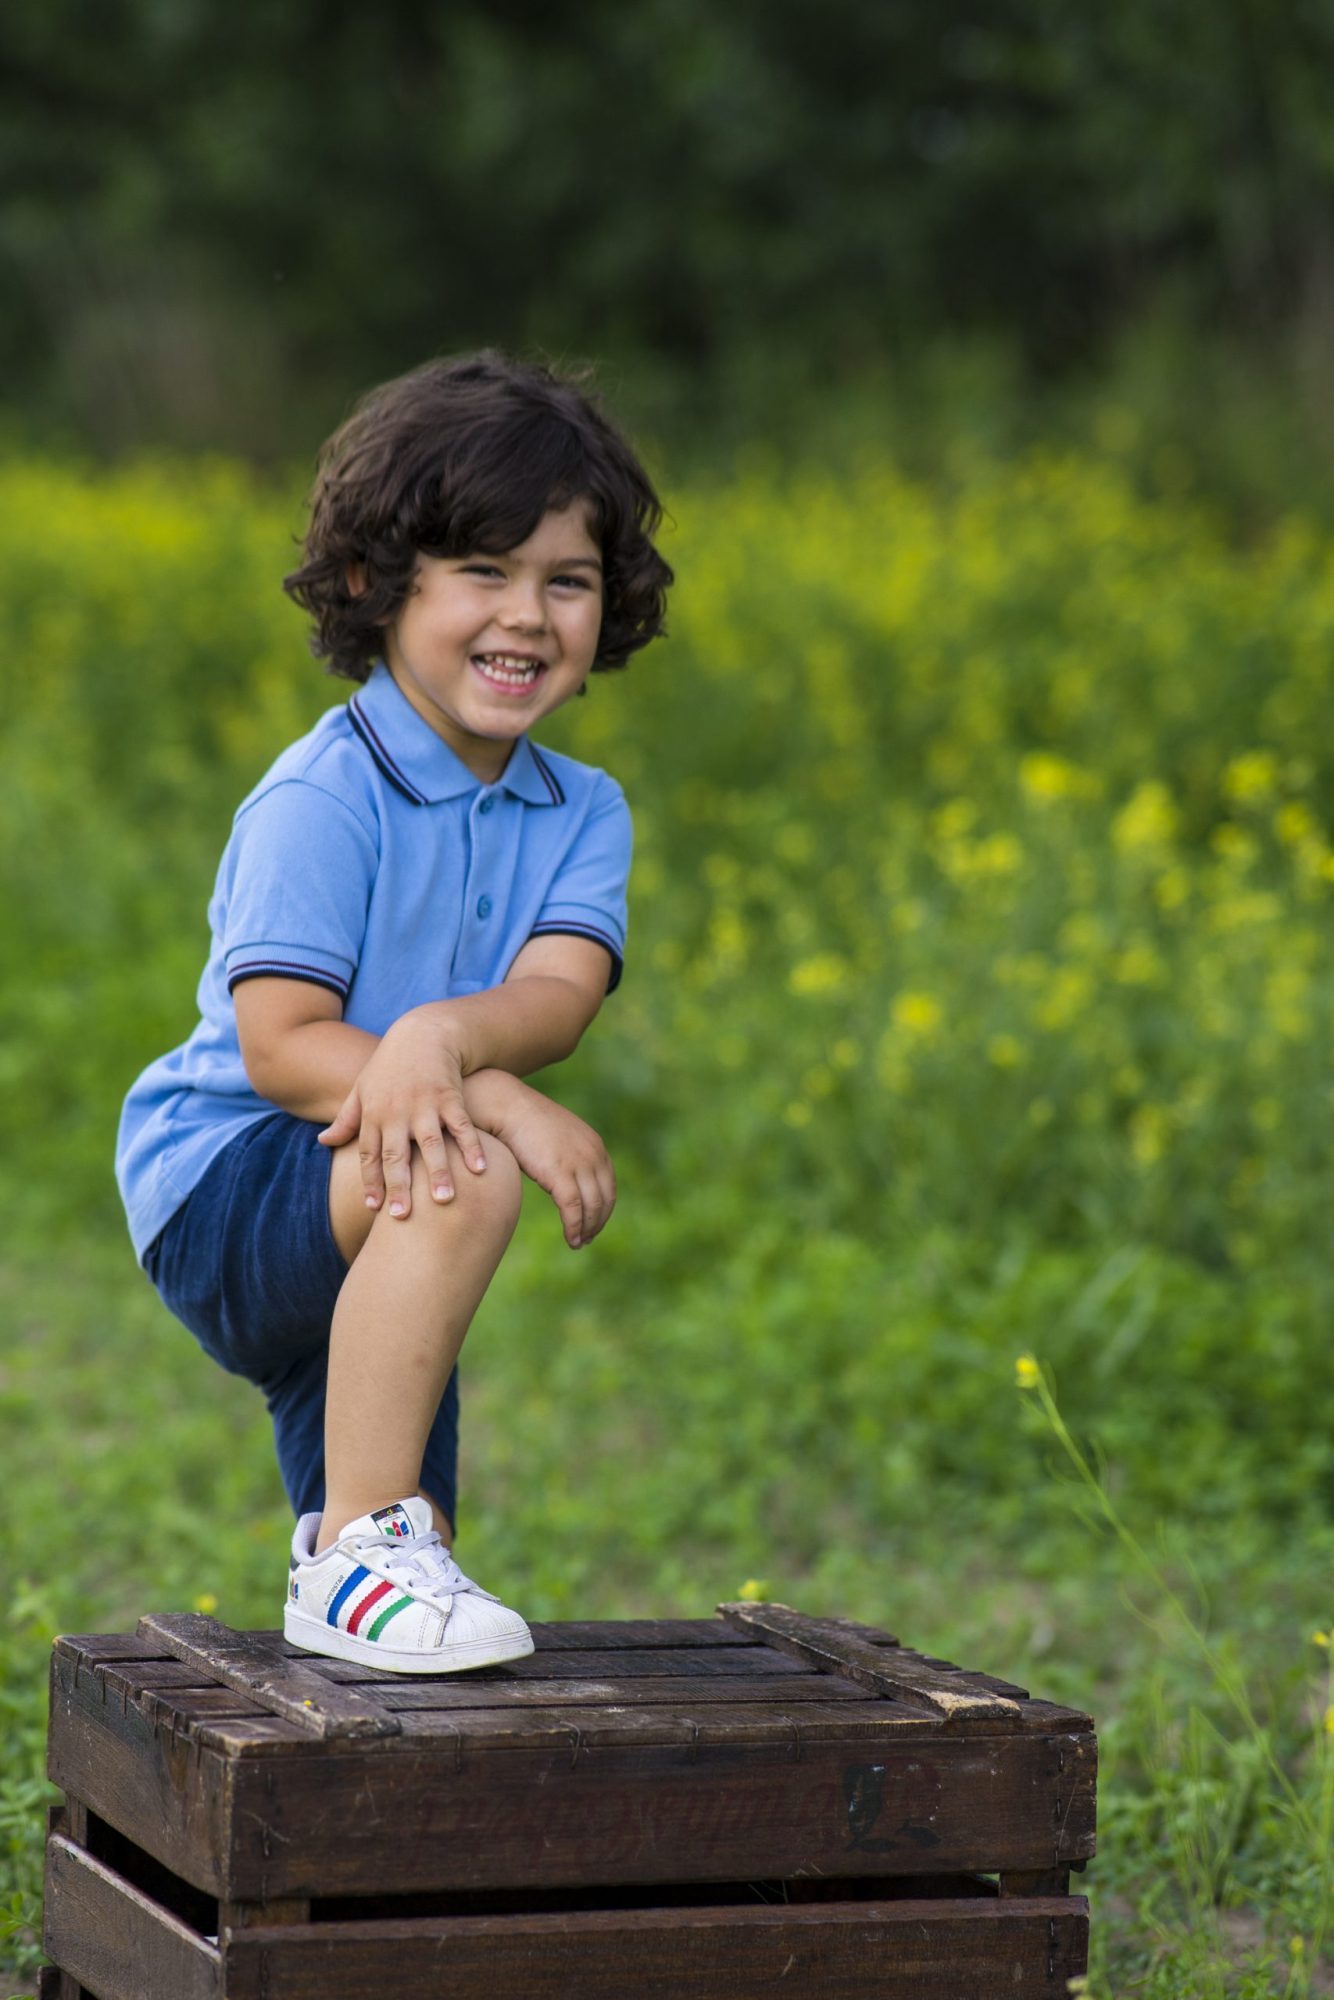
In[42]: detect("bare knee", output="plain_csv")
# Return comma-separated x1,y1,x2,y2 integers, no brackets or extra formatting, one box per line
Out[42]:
329,1131,521,1265
459,1132,522,1230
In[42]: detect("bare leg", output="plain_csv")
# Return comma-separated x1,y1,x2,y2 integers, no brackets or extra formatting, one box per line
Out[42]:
318,1132,522,1554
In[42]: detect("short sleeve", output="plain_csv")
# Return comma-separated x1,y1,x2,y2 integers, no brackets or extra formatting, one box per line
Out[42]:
527,778,632,993
216,780,378,1002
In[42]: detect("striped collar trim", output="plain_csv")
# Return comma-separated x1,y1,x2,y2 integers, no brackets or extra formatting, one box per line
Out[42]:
347,664,566,807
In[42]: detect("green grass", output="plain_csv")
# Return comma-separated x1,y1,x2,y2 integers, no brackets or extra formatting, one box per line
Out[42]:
3,436,1333,1995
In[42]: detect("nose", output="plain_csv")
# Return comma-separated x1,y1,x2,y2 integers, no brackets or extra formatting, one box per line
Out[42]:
499,580,548,632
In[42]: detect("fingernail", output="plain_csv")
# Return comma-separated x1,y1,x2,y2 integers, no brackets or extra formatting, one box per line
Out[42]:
433,1183,449,1202
473,1155,487,1172
365,1194,380,1209
390,1201,406,1217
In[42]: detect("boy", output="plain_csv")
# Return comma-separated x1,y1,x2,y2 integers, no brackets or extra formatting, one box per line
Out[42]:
115,351,673,1672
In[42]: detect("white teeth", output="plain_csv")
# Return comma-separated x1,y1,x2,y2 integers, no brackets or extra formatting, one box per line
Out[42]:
473,654,542,686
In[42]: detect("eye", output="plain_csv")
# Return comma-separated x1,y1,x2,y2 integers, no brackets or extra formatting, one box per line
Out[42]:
552,573,596,590
460,562,505,578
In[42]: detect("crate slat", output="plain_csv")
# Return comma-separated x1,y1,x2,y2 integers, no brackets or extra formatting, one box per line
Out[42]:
718,1603,1024,1721
222,1728,1096,1897
299,1642,810,1684
44,1834,221,2000
137,1614,401,1741
371,1672,870,1710
220,1895,1088,2000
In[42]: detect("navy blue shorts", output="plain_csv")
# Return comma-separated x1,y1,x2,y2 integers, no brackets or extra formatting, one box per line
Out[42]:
143,1111,459,1529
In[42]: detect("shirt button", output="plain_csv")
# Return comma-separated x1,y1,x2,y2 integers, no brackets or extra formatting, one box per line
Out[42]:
478,796,495,815
477,895,492,919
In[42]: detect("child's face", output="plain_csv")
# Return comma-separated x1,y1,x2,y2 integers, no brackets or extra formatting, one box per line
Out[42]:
381,499,604,782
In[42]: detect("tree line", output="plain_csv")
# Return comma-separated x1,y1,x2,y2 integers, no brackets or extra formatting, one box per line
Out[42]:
3,0,1332,454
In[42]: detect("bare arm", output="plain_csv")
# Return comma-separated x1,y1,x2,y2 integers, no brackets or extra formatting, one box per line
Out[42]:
234,980,538,1177
233,931,616,1217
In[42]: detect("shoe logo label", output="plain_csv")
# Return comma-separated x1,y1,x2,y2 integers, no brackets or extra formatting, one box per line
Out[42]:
370,1503,414,1539
288,1577,299,1601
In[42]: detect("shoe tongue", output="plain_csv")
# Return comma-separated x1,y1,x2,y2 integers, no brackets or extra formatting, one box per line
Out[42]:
340,1497,434,1545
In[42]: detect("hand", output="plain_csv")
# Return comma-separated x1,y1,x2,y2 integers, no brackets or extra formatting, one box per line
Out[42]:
317,1009,486,1219
486,1079,616,1249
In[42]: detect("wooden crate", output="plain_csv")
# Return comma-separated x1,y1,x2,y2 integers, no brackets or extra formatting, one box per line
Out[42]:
41,1601,1094,1998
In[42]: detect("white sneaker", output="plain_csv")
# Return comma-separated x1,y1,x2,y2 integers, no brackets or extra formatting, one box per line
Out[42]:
284,1496,534,1674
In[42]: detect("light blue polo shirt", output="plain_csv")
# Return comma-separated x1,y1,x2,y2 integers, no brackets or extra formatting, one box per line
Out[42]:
116,662,631,1261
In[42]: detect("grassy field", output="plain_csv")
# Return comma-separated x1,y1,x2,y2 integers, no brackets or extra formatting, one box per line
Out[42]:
2,439,1332,1996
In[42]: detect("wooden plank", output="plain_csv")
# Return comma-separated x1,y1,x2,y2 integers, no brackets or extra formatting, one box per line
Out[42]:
717,1604,1025,1722
277,1617,760,1658
304,1643,809,1684
371,1673,869,1710
54,1633,175,1666
479,1618,770,1652
47,1648,231,1897
97,1657,230,1692
137,1613,401,1741
224,1727,1098,1897
44,1834,220,2000
221,1895,1088,1999
375,1699,954,1751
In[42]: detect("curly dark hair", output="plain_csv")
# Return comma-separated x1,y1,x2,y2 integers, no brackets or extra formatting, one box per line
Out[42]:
283,350,673,683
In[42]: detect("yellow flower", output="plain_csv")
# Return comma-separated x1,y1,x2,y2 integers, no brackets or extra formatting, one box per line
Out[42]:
783,1100,813,1128
1311,1631,1329,1649
1275,801,1317,847
1033,965,1093,1032
1015,1355,1040,1390
1222,750,1279,805
1019,752,1100,804
1324,1705,1334,1738
892,990,943,1038
1113,939,1166,987
193,1592,219,1616
1154,866,1191,913
788,953,849,997
738,1579,769,1602
1113,780,1179,854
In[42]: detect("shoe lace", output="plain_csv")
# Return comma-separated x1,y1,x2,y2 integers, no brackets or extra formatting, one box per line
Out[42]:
360,1530,495,1604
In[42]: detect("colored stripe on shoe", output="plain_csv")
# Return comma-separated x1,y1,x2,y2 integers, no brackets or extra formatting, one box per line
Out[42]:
327,1565,371,1625
367,1595,414,1641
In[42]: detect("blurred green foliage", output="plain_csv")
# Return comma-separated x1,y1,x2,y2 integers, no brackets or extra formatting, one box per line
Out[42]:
2,439,1333,1993
3,1,1334,456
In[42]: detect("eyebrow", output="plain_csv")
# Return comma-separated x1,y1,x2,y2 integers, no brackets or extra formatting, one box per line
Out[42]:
551,556,603,571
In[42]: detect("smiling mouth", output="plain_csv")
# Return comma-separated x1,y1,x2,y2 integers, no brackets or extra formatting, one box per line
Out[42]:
471,653,547,689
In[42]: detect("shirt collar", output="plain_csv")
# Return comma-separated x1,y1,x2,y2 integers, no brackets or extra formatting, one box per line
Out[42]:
347,663,564,807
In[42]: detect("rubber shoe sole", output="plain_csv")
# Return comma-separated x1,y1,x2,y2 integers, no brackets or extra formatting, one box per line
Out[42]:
284,1603,535,1675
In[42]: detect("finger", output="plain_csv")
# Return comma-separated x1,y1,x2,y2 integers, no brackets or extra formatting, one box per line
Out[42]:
319,1088,362,1148
552,1173,585,1250
573,1164,606,1244
438,1089,488,1175
358,1121,385,1211
414,1121,455,1204
380,1127,414,1219
592,1160,620,1232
